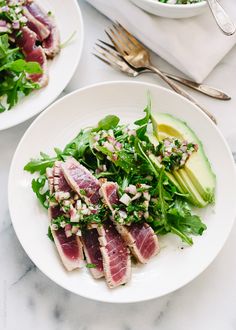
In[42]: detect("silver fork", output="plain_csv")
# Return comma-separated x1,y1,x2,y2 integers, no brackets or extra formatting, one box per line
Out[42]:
105,22,217,124
94,41,230,101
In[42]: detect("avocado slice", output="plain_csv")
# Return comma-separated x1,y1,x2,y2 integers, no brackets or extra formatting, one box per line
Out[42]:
149,142,205,206
151,113,216,206
175,169,208,208
149,153,184,194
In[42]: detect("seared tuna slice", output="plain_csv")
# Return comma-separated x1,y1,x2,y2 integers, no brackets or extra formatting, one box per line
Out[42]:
16,27,48,87
48,204,62,219
81,228,104,279
97,221,131,288
42,24,60,59
61,157,101,205
23,6,50,41
16,26,37,53
25,45,48,87
46,167,83,272
100,182,159,264
46,167,54,194
100,181,119,209
25,2,60,58
48,206,84,271
53,161,71,193
117,223,159,264
60,158,106,278
52,227,83,271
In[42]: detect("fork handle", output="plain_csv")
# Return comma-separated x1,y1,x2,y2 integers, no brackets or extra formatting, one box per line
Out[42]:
164,72,230,100
148,65,217,124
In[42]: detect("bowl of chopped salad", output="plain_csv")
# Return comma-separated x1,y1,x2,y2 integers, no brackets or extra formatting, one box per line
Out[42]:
130,0,207,18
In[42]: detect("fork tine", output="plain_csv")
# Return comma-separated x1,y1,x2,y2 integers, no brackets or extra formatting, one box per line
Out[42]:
94,46,117,64
112,23,134,51
94,44,127,71
98,39,117,51
107,27,127,53
115,21,142,49
105,30,122,54
93,51,126,73
93,53,112,67
95,43,123,62
106,28,130,55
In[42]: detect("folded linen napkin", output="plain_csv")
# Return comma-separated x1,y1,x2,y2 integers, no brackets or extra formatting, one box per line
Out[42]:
86,0,236,82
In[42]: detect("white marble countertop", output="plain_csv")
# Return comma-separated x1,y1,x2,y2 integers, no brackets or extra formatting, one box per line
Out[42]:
1,1,236,329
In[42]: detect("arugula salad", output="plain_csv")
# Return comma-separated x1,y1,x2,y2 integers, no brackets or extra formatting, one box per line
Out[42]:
0,32,41,112
0,0,60,112
25,97,215,247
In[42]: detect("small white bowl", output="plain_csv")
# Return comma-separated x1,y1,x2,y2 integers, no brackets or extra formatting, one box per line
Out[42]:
130,0,208,18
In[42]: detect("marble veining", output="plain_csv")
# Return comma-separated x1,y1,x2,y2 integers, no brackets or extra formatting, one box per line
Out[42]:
0,0,236,329
11,264,36,287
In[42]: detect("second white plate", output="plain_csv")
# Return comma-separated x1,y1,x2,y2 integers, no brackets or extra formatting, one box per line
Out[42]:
0,0,84,130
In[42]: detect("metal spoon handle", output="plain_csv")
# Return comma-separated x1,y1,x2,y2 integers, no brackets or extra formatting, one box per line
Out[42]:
148,65,217,124
164,72,231,100
207,0,236,36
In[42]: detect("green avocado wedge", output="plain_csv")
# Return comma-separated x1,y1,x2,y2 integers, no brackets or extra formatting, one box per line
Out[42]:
149,153,184,194
151,113,216,207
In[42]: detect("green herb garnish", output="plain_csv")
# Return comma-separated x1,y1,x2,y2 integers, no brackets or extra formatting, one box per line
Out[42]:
25,95,209,245
86,263,96,269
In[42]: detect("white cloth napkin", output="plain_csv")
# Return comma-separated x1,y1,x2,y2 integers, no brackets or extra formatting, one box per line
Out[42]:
86,0,236,82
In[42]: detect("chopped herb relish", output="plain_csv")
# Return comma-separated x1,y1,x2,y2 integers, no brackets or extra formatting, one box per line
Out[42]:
25,96,207,246
155,137,198,171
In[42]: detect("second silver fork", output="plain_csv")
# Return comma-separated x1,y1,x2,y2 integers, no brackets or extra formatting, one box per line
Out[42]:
94,41,230,101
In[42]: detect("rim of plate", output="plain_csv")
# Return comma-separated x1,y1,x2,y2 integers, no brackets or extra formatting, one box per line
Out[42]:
136,0,207,8
8,80,236,303
1,0,84,131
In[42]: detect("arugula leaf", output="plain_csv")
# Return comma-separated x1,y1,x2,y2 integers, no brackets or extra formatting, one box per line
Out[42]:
31,175,49,208
24,130,92,175
0,59,42,74
0,34,9,59
93,115,120,132
134,92,151,141
170,226,193,245
47,226,54,242
0,103,5,113
3,72,39,109
0,34,40,111
134,140,159,178
168,199,207,236
151,173,205,245
63,129,91,158
96,144,135,174
24,156,56,174
157,167,168,229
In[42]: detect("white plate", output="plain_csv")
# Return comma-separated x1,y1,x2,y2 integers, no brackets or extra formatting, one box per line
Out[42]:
130,0,207,19
0,0,84,131
8,81,236,303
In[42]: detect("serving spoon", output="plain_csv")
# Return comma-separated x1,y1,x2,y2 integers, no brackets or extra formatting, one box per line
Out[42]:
207,0,236,36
